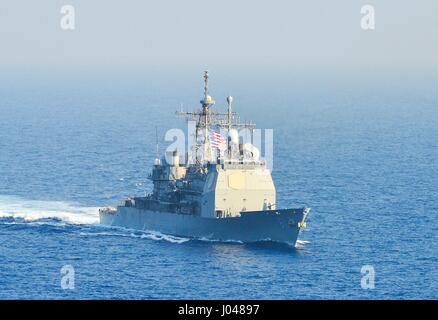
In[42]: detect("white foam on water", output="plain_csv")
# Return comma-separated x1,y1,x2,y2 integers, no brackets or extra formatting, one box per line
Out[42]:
295,239,311,249
0,195,99,224
79,229,190,244
141,230,190,244
198,237,244,244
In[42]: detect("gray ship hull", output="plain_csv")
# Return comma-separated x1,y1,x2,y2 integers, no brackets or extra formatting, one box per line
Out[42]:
100,207,309,246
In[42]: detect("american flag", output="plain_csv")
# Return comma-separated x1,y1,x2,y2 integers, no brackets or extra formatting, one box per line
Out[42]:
209,130,226,150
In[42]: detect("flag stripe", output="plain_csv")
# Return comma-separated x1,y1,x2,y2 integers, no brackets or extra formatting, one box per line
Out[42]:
209,130,226,150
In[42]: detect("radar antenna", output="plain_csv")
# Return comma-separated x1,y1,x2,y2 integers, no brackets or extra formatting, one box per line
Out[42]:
175,71,256,165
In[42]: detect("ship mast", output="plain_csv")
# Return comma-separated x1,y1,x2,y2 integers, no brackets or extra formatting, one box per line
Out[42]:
176,71,256,165
227,95,233,158
200,71,215,162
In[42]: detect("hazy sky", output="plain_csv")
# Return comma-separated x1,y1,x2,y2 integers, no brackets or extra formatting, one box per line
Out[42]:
0,0,437,73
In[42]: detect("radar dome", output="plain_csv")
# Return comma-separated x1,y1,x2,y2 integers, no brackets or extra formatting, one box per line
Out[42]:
243,143,260,160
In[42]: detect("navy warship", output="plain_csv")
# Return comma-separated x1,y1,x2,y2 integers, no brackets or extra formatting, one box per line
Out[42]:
100,72,310,245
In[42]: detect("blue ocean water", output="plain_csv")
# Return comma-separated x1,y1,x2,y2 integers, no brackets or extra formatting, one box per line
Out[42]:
0,71,437,299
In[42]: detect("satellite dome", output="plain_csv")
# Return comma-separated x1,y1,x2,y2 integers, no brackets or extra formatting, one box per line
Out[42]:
243,143,260,160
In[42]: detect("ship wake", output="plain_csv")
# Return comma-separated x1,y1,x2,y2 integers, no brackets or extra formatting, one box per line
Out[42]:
0,195,99,225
